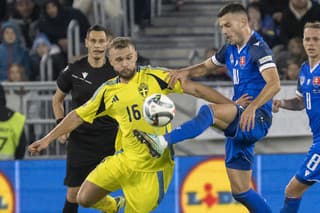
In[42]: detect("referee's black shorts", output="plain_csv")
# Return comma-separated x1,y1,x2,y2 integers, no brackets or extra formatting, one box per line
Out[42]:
64,162,98,187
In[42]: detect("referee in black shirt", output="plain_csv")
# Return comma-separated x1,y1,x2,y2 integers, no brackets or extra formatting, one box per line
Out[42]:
52,25,118,213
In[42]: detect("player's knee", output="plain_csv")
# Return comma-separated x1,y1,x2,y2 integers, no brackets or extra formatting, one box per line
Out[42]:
77,192,91,208
66,189,79,203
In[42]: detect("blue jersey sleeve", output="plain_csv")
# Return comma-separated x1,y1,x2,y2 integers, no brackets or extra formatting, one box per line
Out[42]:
296,66,304,97
212,44,227,65
249,42,276,72
296,77,303,97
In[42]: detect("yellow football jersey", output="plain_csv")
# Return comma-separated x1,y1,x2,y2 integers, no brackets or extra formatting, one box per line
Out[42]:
76,66,184,171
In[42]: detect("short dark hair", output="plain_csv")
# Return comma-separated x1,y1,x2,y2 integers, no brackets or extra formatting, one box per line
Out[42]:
0,84,6,106
304,22,320,30
107,37,136,55
86,24,113,39
217,3,247,18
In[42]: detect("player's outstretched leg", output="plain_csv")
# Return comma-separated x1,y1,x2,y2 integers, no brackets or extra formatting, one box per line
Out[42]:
134,104,214,157
133,129,168,158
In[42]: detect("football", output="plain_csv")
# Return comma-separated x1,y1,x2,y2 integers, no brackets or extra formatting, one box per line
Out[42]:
143,93,176,126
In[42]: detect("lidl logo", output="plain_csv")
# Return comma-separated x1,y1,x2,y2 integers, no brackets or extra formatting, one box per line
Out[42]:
0,172,14,213
180,158,255,213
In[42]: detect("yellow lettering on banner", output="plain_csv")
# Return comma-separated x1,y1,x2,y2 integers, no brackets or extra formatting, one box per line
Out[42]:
0,172,14,213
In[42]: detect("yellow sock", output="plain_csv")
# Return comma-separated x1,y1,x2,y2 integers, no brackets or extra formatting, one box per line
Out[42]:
91,195,117,213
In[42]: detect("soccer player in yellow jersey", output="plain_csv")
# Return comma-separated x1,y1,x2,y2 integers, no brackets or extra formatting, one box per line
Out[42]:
28,37,234,213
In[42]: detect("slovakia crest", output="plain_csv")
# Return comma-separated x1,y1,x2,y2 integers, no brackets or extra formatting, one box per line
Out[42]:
240,56,246,67
313,76,320,88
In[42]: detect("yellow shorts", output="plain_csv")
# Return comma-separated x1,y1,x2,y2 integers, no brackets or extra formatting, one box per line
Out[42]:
86,152,174,213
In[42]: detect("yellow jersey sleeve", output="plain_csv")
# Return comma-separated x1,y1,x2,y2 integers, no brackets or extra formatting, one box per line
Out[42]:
143,66,184,94
75,84,109,124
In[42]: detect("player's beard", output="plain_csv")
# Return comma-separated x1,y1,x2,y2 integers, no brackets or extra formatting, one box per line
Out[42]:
118,68,136,81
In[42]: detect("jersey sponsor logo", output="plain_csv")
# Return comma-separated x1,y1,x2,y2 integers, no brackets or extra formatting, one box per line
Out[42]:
312,76,320,88
0,172,15,213
180,158,254,212
82,72,88,79
240,56,246,67
138,83,149,98
258,56,272,65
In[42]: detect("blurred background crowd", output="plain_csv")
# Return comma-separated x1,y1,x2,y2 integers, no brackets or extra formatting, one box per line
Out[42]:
1,0,319,85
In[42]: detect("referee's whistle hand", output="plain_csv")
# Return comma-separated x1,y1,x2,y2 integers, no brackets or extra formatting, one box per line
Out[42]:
28,139,49,155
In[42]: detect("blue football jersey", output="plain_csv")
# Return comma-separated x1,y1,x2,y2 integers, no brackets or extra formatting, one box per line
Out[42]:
297,63,320,138
212,31,276,116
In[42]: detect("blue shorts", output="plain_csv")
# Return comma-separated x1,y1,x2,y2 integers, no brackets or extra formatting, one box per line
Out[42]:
224,106,272,170
296,141,320,185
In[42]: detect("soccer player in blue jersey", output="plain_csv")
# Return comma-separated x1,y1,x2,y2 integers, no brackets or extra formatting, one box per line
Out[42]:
273,22,320,213
133,3,281,212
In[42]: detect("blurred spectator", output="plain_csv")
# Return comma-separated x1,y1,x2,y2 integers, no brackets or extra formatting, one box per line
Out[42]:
7,63,27,81
73,0,123,36
275,37,306,79
0,83,27,160
38,0,90,54
9,0,40,49
6,64,29,111
6,64,43,141
0,0,8,24
134,0,151,30
59,0,73,7
175,0,184,11
0,21,31,81
247,2,281,47
284,58,300,80
260,0,288,25
30,33,67,80
280,0,320,44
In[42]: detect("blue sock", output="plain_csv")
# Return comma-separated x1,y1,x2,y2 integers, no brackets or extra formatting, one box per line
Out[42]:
164,104,214,145
233,189,272,213
280,197,301,213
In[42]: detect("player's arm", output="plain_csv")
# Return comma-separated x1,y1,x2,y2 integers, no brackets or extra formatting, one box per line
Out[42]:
53,70,71,143
28,110,83,155
168,58,222,86
181,79,234,104
52,88,66,121
248,67,281,109
240,66,281,131
273,96,305,112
